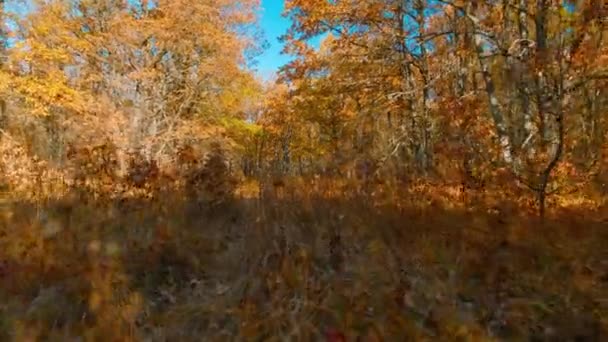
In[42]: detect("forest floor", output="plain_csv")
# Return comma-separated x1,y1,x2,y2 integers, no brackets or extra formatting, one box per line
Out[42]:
0,182,607,341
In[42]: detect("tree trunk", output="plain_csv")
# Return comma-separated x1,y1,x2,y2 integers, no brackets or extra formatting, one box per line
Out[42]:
416,0,431,174
0,0,6,132
536,3,566,219
518,0,536,156
474,35,517,169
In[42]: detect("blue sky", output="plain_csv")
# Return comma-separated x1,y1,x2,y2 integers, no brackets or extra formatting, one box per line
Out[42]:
256,0,292,81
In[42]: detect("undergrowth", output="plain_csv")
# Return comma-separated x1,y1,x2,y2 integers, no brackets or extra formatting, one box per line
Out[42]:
0,181,607,341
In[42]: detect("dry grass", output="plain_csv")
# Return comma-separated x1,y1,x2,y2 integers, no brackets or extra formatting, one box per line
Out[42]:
0,180,607,341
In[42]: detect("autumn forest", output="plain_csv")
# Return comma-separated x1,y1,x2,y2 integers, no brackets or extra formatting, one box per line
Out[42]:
0,0,607,340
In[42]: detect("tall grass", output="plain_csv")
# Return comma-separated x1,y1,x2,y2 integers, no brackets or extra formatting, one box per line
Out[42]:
0,180,607,341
